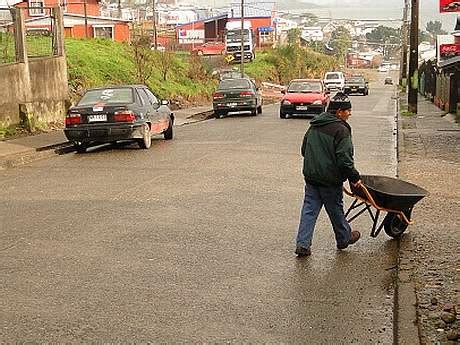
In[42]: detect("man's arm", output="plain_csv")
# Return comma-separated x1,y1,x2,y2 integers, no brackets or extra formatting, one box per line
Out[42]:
301,130,309,157
335,136,360,184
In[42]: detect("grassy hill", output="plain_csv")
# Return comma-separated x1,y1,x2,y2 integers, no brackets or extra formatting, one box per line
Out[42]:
65,38,217,106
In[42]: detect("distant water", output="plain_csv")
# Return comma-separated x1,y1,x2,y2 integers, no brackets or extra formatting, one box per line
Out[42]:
289,6,458,30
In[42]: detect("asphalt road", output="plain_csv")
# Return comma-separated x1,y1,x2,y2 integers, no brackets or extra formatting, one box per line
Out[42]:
0,73,399,342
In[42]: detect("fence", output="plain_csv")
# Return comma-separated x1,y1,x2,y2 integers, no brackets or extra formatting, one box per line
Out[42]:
0,8,14,64
0,6,62,65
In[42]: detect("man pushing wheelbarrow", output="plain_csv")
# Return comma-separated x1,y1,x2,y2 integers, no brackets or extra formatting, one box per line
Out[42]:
294,93,428,257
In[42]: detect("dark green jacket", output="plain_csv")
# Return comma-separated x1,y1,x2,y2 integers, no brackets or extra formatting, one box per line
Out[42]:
301,112,360,186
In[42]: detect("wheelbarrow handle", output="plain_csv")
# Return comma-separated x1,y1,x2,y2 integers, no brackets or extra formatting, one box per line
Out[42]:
343,183,379,209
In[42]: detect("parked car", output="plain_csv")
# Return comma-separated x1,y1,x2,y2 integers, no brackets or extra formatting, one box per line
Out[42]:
378,65,389,72
344,75,369,95
279,79,330,119
323,71,345,91
192,41,225,56
213,78,263,118
384,76,393,85
64,85,174,153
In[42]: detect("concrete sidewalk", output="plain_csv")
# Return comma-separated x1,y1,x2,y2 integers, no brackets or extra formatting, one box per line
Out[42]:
0,105,213,170
396,97,459,344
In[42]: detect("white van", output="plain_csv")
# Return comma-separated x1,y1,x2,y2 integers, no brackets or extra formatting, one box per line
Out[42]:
324,71,345,91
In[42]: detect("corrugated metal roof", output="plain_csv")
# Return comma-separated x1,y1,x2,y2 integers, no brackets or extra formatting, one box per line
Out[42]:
228,0,274,18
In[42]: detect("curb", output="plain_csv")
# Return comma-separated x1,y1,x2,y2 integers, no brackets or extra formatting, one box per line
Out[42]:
394,93,421,344
0,141,74,170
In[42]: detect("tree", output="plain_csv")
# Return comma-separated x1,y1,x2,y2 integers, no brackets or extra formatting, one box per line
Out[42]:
329,26,352,62
418,30,431,44
365,25,400,59
426,20,447,37
287,28,301,46
131,26,154,84
154,50,174,81
366,25,400,44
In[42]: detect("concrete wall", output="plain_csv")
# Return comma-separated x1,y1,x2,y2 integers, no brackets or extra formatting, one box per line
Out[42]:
0,62,29,124
0,7,69,129
0,56,69,126
28,56,69,124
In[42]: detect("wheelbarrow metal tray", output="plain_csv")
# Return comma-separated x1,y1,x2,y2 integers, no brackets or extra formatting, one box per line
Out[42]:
350,175,428,211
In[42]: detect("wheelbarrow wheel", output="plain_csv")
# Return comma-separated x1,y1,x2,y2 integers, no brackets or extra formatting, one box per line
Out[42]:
383,212,409,238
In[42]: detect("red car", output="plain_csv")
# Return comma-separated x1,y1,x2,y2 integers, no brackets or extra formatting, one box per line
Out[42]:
192,41,225,56
279,79,330,119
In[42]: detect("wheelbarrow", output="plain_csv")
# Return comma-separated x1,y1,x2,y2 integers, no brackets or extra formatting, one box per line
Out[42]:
343,175,428,238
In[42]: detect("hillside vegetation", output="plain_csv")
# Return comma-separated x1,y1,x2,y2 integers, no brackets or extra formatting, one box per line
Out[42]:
66,39,339,104
245,47,339,85
65,38,217,106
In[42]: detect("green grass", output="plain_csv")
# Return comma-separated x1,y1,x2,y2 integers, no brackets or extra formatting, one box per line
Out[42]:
65,38,216,103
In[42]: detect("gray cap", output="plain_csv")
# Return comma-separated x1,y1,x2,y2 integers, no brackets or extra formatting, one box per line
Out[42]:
327,92,352,113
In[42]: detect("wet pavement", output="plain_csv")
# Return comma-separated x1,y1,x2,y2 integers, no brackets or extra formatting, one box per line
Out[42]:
0,77,401,342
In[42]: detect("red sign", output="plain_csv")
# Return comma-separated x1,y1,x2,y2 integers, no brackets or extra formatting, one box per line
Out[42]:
440,43,460,59
440,0,460,13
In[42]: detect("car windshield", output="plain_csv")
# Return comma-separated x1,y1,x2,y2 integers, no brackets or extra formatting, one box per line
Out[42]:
326,73,341,80
347,77,364,83
78,88,133,106
288,81,322,93
219,79,251,89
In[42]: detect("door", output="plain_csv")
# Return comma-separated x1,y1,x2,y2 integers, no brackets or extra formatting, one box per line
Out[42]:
143,88,169,133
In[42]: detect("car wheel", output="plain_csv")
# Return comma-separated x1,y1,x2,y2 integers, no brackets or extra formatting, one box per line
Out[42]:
164,120,173,140
138,123,152,149
257,105,262,114
280,112,287,119
251,107,257,116
75,142,88,153
214,111,221,119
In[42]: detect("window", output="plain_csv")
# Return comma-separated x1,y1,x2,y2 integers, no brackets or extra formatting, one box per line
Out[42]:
28,0,45,16
137,89,150,106
93,26,114,40
77,88,134,106
144,89,159,106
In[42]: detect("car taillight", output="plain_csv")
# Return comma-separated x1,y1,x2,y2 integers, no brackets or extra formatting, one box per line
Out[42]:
213,92,224,99
65,113,81,125
114,110,136,122
240,91,254,97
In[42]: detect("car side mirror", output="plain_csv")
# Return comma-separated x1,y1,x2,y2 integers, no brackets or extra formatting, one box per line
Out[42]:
161,100,169,106
281,89,286,94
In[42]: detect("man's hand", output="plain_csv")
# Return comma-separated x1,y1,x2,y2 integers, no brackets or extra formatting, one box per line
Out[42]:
352,180,362,188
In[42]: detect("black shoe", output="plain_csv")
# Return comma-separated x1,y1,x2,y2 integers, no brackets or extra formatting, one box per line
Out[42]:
295,246,311,257
337,231,361,250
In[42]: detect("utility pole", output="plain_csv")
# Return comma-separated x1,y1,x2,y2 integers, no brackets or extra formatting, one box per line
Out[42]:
240,0,244,77
152,0,157,49
399,0,409,87
84,0,88,38
408,0,418,113
117,0,122,18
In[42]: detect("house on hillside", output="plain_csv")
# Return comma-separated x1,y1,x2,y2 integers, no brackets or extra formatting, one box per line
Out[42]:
13,0,130,41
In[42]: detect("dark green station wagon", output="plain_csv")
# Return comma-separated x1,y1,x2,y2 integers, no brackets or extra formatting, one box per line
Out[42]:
212,78,263,119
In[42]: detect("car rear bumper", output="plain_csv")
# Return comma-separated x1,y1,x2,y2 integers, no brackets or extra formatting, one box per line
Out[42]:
213,100,257,112
64,123,143,143
344,87,367,94
280,104,325,116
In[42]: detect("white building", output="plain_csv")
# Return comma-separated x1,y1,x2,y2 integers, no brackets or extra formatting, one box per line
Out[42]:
301,26,324,42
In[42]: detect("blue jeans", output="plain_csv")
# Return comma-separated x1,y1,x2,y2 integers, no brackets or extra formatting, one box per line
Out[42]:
296,183,352,249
